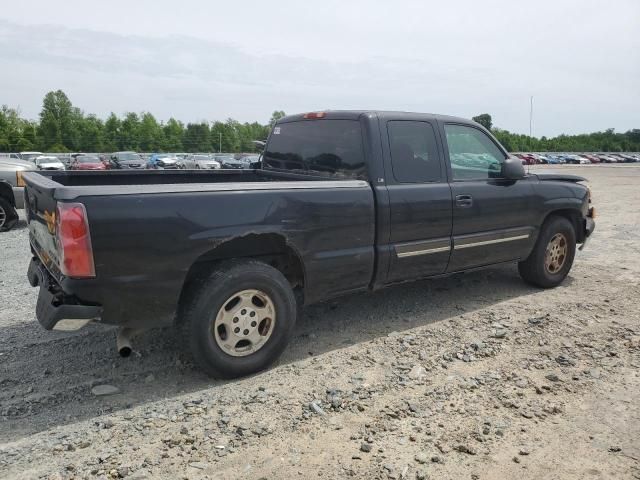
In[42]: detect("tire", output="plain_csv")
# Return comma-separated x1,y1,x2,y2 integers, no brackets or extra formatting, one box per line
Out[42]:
179,259,297,378
518,215,576,288
0,197,18,232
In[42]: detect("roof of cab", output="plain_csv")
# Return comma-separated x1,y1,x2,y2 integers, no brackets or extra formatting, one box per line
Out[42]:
277,110,477,125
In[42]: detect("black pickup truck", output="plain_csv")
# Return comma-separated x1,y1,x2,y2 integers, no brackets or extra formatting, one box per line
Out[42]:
23,111,595,378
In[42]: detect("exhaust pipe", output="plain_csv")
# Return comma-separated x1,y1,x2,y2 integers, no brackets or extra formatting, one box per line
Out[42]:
116,328,142,357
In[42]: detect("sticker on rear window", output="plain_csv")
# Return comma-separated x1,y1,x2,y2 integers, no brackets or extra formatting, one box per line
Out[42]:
273,127,281,135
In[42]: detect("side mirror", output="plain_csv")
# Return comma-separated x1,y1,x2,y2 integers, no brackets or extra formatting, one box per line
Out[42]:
502,156,526,180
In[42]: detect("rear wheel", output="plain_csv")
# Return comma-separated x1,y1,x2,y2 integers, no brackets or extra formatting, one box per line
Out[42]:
179,259,297,378
0,197,18,232
518,216,576,288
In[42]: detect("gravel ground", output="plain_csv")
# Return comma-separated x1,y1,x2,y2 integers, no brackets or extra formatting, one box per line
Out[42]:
1,165,639,479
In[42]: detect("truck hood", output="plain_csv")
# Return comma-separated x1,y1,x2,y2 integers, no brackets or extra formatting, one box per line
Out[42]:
533,172,586,183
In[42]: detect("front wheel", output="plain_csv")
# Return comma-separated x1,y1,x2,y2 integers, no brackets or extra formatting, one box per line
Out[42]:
0,197,18,232
179,259,297,378
518,216,576,288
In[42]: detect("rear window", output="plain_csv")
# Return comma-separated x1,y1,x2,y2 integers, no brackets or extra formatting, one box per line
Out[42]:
263,120,366,179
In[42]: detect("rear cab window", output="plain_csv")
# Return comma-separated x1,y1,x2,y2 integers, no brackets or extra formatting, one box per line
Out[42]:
387,120,442,183
263,119,367,179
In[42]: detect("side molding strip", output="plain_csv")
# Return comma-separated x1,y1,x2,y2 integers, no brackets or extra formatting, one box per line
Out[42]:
396,245,451,258
454,233,530,250
394,238,452,258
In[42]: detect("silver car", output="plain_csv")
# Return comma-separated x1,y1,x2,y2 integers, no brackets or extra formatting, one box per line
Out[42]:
182,154,221,170
0,157,34,231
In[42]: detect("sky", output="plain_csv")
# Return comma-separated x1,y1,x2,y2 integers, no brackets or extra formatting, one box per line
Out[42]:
0,0,638,137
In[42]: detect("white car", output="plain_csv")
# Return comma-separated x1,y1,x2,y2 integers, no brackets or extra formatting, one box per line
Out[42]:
183,154,221,170
34,155,66,171
19,151,44,162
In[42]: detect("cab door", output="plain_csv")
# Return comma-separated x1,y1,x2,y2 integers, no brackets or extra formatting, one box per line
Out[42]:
383,119,453,283
441,123,537,271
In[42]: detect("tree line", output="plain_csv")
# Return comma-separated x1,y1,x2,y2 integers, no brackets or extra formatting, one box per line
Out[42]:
0,91,637,154
0,90,286,154
472,114,640,152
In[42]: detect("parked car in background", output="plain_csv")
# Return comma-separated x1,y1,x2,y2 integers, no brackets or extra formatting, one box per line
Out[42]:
70,155,107,170
33,155,66,170
595,154,615,163
618,154,637,163
19,151,44,162
0,157,34,231
513,153,537,165
109,151,145,169
582,154,601,164
147,154,180,169
214,155,247,169
563,154,590,165
239,154,261,167
181,154,221,169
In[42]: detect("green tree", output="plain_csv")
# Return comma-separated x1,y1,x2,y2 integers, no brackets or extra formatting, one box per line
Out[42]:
77,115,104,152
163,118,184,151
103,113,121,152
119,112,141,150
269,110,286,127
472,113,493,130
183,122,210,152
38,90,75,149
138,112,164,152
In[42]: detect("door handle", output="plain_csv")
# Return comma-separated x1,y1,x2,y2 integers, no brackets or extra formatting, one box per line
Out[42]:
455,194,473,207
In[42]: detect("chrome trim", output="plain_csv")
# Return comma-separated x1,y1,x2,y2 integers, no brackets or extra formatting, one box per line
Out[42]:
397,245,451,258
395,238,451,258
454,234,529,250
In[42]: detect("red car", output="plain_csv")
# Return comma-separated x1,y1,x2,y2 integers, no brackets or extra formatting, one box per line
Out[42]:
514,153,537,165
70,155,107,170
582,154,601,164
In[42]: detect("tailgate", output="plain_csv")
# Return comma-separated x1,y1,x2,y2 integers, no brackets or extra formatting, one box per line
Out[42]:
23,172,64,280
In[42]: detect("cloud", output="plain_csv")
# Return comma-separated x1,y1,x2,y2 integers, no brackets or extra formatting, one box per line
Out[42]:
0,2,638,137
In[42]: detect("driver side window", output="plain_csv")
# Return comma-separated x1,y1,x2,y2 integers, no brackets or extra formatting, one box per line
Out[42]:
444,124,506,181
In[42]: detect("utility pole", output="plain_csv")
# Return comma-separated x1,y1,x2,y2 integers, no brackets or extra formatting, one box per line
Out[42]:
219,133,222,153
529,96,534,138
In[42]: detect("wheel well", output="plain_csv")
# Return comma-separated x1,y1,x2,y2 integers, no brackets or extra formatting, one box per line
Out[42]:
0,181,15,207
178,233,305,314
544,209,584,242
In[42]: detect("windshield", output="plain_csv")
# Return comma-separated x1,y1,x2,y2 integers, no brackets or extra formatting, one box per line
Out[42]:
118,152,141,161
36,157,58,164
194,155,210,161
263,120,366,179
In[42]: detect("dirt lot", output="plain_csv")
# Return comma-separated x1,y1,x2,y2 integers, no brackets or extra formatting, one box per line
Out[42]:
1,165,639,480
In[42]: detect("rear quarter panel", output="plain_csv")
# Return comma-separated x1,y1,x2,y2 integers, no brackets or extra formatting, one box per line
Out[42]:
71,185,375,327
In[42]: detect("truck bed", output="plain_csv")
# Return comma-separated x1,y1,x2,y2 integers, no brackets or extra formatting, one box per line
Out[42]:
23,168,376,329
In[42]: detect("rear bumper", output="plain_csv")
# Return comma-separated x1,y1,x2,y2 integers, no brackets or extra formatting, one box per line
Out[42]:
28,257,102,330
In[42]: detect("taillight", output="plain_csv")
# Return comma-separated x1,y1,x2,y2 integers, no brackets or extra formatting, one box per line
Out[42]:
56,202,95,278
303,112,326,119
